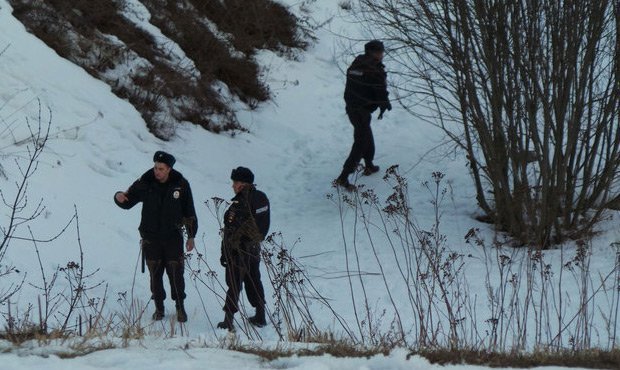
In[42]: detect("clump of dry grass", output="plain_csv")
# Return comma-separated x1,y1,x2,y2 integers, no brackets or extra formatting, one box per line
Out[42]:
411,348,620,369
225,336,389,362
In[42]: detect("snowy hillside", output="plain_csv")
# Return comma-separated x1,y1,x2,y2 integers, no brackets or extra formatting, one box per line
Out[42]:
0,0,618,369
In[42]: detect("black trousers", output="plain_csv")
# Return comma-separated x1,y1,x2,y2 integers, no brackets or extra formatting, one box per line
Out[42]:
342,107,375,176
143,234,186,302
223,244,265,314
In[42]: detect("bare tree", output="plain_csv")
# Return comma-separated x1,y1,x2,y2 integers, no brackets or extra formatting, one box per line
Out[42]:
356,0,620,247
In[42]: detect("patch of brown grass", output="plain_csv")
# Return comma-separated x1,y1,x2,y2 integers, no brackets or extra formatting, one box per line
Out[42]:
0,326,48,346
140,0,270,106
186,0,309,55
55,342,116,359
412,348,620,369
233,343,620,369
228,337,389,362
0,323,82,347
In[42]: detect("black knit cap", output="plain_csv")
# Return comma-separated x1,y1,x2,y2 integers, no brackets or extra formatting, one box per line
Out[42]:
153,151,176,168
231,166,254,184
365,40,385,54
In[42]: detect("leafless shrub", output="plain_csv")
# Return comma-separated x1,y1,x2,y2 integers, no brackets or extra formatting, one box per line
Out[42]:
0,107,168,346
0,105,111,345
355,0,620,248
261,233,355,342
332,166,620,353
3,206,105,342
332,167,471,349
190,198,354,342
184,198,245,338
0,103,52,306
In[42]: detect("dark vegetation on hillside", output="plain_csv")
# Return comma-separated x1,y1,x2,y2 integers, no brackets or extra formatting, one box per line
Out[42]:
9,0,313,139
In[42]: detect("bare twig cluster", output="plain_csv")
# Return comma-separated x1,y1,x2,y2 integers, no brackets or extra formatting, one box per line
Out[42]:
191,198,354,343
0,103,51,305
261,232,354,342
355,0,620,247
332,166,620,352
0,106,110,345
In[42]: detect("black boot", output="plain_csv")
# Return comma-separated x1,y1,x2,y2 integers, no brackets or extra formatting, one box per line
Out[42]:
217,311,234,331
363,163,380,176
152,299,165,321
335,173,356,192
248,306,267,327
176,300,187,323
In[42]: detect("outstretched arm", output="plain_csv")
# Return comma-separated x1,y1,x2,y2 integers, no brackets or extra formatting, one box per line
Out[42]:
114,177,144,210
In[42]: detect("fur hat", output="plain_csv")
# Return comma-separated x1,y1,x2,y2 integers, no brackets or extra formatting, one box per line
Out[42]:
364,40,385,54
231,166,254,184
153,151,176,168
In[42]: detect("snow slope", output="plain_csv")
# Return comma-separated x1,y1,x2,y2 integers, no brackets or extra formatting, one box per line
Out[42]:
0,0,617,369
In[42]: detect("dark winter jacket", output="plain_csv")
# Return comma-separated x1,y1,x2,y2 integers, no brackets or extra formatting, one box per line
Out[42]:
222,186,270,253
343,54,390,112
114,169,198,241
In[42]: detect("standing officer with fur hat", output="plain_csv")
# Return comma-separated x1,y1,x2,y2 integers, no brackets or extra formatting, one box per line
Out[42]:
336,40,391,191
217,166,270,331
114,151,198,323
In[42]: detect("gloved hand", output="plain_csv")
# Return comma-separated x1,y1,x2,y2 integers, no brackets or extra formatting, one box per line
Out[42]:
378,102,392,120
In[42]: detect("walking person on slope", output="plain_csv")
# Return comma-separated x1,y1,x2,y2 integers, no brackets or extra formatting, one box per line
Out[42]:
336,40,392,191
114,151,198,322
217,167,270,331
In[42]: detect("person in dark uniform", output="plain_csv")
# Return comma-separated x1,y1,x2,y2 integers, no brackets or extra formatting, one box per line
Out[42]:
114,151,198,323
217,167,270,331
336,40,392,191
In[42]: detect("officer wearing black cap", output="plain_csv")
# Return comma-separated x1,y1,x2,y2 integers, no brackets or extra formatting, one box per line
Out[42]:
217,166,270,330
336,40,391,191
114,151,198,323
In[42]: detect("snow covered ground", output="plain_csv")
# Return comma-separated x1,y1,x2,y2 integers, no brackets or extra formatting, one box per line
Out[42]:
0,342,591,370
0,0,617,369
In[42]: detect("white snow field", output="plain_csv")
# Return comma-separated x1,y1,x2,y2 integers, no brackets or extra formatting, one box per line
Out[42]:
0,0,617,369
